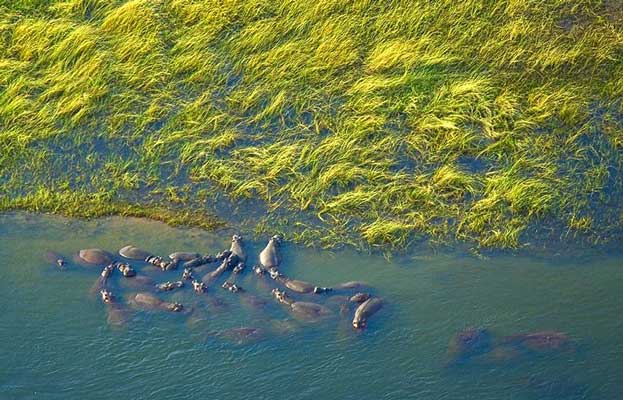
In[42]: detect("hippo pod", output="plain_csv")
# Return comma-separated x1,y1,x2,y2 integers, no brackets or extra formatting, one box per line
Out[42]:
259,235,282,268
130,293,184,312
119,245,152,260
230,234,247,263
169,251,201,262
156,281,184,292
45,251,67,269
77,248,113,266
352,297,383,329
145,255,177,271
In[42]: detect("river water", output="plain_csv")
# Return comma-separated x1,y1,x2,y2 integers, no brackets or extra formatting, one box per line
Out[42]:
0,212,621,399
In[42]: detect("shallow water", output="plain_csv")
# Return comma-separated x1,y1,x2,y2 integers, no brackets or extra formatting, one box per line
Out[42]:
1,212,622,400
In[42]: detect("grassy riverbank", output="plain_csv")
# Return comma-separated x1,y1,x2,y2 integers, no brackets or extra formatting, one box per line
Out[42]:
1,0,622,250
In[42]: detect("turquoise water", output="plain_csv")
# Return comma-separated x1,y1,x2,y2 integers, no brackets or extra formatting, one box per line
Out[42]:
1,212,622,399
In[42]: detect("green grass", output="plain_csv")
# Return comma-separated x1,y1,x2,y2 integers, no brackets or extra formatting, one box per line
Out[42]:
0,0,622,251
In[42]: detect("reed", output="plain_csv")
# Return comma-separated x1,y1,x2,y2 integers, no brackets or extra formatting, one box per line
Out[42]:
0,0,621,251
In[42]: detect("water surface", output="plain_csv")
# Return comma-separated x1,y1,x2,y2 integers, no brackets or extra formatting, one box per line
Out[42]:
1,212,621,399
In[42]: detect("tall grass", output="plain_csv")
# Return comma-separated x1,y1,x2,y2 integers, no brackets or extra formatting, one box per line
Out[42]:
0,0,622,250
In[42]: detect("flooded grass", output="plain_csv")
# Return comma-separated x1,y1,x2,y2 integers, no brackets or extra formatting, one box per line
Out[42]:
0,0,622,251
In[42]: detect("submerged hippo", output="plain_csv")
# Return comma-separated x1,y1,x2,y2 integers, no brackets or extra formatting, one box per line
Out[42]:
349,293,371,303
202,257,235,284
259,235,282,268
119,274,155,291
446,327,492,364
45,251,67,269
499,331,573,353
335,281,369,290
131,292,184,312
118,245,152,260
77,248,112,266
290,301,333,321
156,281,184,292
230,235,247,263
169,251,201,262
352,297,383,329
216,327,265,344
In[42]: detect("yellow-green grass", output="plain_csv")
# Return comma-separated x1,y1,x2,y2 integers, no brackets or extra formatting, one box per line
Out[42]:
0,0,622,251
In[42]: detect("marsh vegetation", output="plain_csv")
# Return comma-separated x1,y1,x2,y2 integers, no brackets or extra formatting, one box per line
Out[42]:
1,0,622,250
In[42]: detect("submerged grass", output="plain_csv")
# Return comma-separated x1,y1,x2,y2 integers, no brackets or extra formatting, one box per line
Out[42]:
0,0,622,251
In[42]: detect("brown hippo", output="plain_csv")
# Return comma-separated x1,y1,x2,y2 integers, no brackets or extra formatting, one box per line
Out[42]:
119,274,155,291
446,327,492,364
77,248,113,266
201,258,231,284
183,255,216,269
230,234,247,263
118,245,152,260
169,251,201,262
182,268,195,281
271,288,294,306
145,255,177,271
192,280,207,294
130,292,184,312
259,235,282,268
45,251,67,269
281,278,315,294
352,297,383,329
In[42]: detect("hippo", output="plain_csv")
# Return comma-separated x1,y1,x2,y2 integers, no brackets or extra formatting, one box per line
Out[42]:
268,267,283,280
155,281,184,292
349,293,371,303
232,263,245,274
45,251,67,269
230,234,247,263
201,258,232,284
169,251,201,262
290,301,333,321
183,255,216,269
115,262,136,277
131,292,184,312
118,245,152,260
77,248,112,266
90,264,115,294
119,274,155,291
253,265,267,276
352,297,383,329
335,281,369,290
100,289,114,304
222,281,242,293
281,278,315,294
182,268,194,281
259,235,282,268
145,255,177,271
216,327,265,344
192,280,207,294
499,331,573,353
240,293,268,309
446,327,492,364
271,288,294,306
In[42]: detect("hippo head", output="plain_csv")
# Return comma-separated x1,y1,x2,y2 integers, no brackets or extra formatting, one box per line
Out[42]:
253,265,266,276
56,259,66,268
270,235,282,245
100,289,114,303
192,280,206,293
222,281,242,293
182,268,194,281
353,319,367,329
232,234,242,243
233,263,245,274
168,302,184,312
101,264,114,277
268,267,282,280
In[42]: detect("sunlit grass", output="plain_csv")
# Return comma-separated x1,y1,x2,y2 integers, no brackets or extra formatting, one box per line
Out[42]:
0,0,621,250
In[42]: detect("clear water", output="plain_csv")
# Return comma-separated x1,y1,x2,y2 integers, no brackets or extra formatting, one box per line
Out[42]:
1,212,622,400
